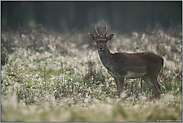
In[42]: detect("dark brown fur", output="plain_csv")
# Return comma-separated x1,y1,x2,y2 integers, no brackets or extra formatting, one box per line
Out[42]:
89,25,164,100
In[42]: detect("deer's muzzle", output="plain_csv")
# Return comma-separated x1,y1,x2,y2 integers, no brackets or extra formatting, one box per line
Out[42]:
97,44,105,50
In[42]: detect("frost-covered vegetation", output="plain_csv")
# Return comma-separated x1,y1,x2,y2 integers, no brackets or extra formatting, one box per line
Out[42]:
1,26,182,122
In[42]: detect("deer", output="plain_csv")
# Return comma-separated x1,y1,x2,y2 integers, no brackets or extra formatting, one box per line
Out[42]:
88,25,164,100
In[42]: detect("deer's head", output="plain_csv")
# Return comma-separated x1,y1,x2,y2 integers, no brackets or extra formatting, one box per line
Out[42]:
88,25,114,51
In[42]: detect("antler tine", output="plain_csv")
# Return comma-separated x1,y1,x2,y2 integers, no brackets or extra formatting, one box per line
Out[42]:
104,25,107,36
95,25,100,35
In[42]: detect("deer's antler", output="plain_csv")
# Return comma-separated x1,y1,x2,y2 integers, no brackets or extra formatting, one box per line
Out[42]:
95,25,100,35
104,25,107,36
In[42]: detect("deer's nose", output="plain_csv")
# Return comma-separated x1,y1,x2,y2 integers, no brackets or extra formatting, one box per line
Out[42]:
98,44,104,50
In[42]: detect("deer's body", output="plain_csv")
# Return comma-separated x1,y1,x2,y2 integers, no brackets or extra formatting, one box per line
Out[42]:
89,25,164,100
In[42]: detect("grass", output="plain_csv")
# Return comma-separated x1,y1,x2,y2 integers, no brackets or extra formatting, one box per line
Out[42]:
1,27,182,122
2,99,181,122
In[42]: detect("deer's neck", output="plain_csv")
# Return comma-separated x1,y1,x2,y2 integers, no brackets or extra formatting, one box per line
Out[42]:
98,47,112,69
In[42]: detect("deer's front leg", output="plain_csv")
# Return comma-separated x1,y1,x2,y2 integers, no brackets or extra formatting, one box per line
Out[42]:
114,78,119,97
116,75,125,98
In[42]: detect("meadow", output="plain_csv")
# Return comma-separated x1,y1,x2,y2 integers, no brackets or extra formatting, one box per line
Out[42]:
1,25,182,122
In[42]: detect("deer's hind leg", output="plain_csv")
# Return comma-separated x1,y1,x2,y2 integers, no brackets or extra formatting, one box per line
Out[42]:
150,77,161,99
142,74,161,100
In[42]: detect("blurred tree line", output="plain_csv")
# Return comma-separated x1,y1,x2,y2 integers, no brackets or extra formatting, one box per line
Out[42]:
1,1,182,32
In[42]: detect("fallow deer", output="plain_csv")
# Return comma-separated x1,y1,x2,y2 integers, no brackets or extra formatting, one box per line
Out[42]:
88,25,164,100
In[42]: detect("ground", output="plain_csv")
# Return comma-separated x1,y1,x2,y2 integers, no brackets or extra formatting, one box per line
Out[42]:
1,27,182,122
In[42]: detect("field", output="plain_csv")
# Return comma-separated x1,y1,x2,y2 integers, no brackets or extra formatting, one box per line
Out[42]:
1,26,182,122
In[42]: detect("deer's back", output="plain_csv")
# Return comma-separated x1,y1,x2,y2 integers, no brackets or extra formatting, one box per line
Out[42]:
112,52,163,74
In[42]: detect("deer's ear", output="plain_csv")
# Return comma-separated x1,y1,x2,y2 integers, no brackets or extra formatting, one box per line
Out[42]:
88,33,96,41
107,33,115,41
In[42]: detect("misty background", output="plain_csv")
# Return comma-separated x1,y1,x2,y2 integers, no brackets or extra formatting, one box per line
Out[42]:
1,1,182,33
